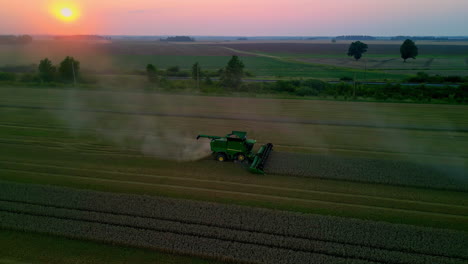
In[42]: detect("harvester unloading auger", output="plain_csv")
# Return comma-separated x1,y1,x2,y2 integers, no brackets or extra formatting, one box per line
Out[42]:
196,131,273,174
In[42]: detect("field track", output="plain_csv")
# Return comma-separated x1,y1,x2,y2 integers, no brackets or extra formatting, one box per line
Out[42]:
372,59,396,68
1,182,467,264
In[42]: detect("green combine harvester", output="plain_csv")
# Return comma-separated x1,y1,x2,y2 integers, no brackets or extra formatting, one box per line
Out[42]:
196,131,273,174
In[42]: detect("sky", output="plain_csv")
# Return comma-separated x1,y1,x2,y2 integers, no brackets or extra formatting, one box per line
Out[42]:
1,0,467,36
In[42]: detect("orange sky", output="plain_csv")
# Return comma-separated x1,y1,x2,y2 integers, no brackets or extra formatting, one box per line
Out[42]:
1,0,467,35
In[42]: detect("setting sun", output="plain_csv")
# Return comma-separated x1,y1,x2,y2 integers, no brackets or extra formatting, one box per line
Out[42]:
51,2,80,23
60,8,73,18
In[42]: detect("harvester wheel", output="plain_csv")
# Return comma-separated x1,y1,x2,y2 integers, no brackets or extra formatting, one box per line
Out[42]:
236,154,246,162
215,153,227,162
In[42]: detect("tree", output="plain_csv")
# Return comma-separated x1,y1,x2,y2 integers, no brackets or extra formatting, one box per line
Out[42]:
221,55,245,88
146,64,159,83
58,56,80,83
38,58,56,82
400,39,418,62
192,62,202,81
347,41,368,60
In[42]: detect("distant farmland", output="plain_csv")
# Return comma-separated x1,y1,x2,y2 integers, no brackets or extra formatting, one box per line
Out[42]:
4,39,468,80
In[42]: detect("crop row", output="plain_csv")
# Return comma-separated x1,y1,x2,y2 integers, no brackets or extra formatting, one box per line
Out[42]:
0,182,467,263
265,152,468,192
1,200,462,264
1,210,382,264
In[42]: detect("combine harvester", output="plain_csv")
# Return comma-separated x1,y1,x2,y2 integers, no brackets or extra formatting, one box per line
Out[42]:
197,131,273,174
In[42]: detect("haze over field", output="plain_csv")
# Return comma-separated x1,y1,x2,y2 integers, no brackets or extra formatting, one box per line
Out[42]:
1,0,467,36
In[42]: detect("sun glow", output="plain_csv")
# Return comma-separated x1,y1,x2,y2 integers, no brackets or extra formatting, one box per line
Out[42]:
51,2,80,22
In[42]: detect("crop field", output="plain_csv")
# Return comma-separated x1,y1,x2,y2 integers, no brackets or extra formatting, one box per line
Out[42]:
1,182,467,264
1,39,468,263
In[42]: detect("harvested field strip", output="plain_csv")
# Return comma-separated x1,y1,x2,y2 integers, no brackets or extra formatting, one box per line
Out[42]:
6,134,464,193
1,104,467,133
2,168,468,233
1,182,467,264
1,160,467,215
3,122,467,161
2,161,465,207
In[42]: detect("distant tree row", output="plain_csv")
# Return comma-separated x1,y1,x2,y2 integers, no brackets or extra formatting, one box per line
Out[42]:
336,35,376,40
390,36,450,41
0,35,33,45
160,36,195,42
54,35,111,41
347,39,418,62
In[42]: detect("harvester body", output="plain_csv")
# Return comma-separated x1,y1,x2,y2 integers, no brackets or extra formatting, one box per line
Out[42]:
197,131,273,174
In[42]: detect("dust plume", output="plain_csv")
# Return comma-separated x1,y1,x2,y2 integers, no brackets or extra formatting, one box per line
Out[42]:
58,88,211,161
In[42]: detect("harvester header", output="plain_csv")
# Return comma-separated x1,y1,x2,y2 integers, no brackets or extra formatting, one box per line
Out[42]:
196,131,273,174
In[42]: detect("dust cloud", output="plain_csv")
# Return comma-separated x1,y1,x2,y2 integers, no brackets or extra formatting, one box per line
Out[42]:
58,88,211,162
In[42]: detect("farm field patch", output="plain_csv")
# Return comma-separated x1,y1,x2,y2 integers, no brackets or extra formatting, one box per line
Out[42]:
1,87,467,233
0,40,406,80
1,182,467,264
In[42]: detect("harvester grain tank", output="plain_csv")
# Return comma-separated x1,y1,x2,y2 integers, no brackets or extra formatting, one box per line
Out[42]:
196,131,273,174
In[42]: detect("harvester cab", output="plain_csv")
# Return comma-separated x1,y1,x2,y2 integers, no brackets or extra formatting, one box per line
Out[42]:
196,131,273,174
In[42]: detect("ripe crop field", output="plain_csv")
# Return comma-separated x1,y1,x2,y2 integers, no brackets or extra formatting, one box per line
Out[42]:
1,182,467,264
1,86,468,263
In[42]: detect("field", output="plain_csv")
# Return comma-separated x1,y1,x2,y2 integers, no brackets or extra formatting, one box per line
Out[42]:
1,40,468,263
219,42,468,78
5,39,468,80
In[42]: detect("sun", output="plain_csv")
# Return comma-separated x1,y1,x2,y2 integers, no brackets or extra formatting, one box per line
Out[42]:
51,3,80,22
60,8,73,18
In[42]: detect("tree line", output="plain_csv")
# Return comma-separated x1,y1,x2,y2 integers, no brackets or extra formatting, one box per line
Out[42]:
0,57,80,83
146,55,247,88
